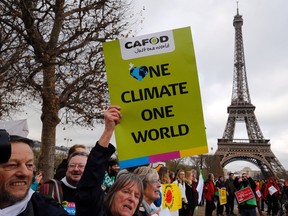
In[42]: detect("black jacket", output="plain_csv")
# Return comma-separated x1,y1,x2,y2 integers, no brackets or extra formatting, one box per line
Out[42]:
75,143,115,216
225,178,236,196
19,192,67,216
54,159,68,180
185,181,198,207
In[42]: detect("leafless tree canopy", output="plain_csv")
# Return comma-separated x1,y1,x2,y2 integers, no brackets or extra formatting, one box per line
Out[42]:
0,0,140,178
0,0,136,124
165,155,224,180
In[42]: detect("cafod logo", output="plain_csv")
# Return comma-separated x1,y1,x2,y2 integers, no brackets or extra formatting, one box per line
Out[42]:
119,30,175,60
124,36,169,49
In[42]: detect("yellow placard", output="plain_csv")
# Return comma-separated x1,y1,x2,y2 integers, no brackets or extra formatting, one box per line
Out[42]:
219,188,227,205
103,27,208,168
162,184,182,211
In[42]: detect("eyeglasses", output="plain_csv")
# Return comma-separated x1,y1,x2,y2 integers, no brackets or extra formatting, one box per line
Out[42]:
68,164,86,170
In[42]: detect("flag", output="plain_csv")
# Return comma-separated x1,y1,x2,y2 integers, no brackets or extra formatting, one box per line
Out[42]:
196,169,204,204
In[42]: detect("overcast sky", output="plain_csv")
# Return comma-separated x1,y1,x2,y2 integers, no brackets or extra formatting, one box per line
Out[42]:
17,0,288,172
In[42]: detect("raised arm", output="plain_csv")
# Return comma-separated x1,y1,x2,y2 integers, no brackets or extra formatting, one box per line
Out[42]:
76,106,121,216
98,106,121,148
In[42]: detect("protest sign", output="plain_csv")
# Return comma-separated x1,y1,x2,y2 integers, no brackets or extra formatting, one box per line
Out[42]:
268,185,278,195
235,186,255,204
103,27,208,168
162,184,182,212
219,188,227,205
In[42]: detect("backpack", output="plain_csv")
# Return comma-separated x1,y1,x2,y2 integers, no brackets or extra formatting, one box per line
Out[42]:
39,179,63,204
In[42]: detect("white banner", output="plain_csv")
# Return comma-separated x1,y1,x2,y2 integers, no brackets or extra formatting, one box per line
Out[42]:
0,119,29,137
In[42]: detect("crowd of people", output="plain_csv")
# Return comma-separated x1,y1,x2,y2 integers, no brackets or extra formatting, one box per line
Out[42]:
202,171,288,216
1,106,288,216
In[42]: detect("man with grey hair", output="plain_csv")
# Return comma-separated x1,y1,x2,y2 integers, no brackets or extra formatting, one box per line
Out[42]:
0,132,67,215
40,151,88,215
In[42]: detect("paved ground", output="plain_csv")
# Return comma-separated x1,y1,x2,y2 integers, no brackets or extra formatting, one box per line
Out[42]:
193,205,206,216
193,205,268,216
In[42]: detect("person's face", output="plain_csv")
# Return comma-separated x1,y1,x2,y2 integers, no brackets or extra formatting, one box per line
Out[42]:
186,173,192,181
242,174,248,181
109,164,120,176
111,183,141,216
0,142,34,208
210,174,214,181
229,174,234,180
179,172,185,180
191,174,196,181
66,155,87,186
144,177,161,204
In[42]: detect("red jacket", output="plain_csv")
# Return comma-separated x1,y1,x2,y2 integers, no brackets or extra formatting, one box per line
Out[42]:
255,184,262,201
204,180,215,201
264,178,279,198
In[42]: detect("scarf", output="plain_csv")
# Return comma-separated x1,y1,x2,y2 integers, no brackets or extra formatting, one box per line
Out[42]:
61,177,76,189
141,200,158,215
0,188,34,216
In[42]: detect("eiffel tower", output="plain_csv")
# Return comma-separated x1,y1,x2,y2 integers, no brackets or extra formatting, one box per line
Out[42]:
214,7,286,179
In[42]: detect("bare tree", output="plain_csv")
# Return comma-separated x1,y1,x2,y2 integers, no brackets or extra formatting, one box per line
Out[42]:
166,158,186,173
202,154,224,178
0,18,27,116
0,0,141,179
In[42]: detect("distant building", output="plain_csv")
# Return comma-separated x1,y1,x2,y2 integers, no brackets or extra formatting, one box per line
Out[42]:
32,140,69,155
226,166,263,179
241,167,253,177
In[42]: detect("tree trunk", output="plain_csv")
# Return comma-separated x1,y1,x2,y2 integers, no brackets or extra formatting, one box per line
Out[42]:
38,63,60,180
